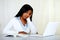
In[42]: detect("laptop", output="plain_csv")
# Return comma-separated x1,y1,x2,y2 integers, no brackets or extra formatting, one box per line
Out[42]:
29,22,59,37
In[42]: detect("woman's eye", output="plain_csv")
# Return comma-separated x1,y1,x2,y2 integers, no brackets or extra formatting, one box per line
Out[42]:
29,13,32,15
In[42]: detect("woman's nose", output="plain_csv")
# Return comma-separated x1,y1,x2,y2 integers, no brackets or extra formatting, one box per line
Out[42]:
27,14,30,17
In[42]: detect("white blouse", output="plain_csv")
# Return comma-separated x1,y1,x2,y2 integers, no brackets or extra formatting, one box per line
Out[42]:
3,17,37,35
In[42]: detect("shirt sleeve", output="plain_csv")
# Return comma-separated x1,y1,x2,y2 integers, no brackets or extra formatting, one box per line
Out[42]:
27,18,38,34
3,18,16,35
13,18,24,33
29,22,38,34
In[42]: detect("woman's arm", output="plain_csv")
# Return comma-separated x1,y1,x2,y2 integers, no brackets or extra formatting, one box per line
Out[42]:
3,18,15,35
18,31,28,34
27,18,38,34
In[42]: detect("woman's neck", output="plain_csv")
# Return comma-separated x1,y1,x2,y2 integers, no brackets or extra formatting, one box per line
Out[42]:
20,17,27,26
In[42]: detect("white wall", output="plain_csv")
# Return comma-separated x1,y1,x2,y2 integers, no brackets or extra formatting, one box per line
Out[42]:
0,0,4,33
0,0,18,33
55,0,60,34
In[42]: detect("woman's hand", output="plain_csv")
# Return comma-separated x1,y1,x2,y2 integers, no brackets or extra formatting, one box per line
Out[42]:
36,32,38,34
18,31,28,34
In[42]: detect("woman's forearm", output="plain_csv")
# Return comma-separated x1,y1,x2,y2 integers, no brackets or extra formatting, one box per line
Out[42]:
18,31,27,34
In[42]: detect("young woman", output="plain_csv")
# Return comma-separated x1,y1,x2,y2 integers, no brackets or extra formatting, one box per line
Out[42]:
3,4,38,36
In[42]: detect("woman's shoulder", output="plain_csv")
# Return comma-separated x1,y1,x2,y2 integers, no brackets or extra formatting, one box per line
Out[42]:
9,17,19,22
11,17,17,20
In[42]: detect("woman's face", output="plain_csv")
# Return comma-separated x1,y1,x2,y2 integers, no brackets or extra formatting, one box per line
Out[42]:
21,10,32,19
